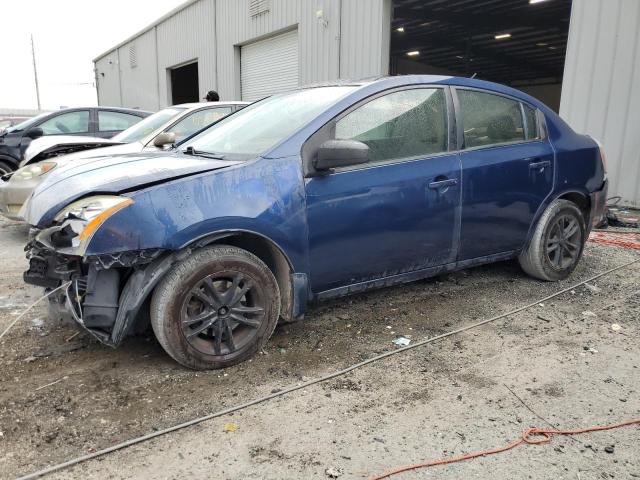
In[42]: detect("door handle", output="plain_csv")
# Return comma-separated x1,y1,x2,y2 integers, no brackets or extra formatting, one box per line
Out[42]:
528,160,551,170
428,178,458,189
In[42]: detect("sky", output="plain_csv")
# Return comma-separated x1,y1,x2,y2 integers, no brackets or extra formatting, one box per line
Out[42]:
0,0,186,111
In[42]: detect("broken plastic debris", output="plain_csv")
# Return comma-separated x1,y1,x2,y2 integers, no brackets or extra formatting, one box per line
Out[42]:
611,323,622,332
223,423,237,433
582,311,597,318
393,337,411,346
325,467,342,478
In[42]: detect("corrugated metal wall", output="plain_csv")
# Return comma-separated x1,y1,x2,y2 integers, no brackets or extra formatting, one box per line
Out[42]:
94,54,121,107
560,0,640,207
156,0,217,107
339,0,391,80
95,0,391,109
118,29,159,111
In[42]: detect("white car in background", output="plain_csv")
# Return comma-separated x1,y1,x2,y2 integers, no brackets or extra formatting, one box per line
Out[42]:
0,101,248,220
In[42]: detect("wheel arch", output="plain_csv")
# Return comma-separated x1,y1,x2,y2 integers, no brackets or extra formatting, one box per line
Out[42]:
523,189,591,251
180,230,299,323
0,154,19,172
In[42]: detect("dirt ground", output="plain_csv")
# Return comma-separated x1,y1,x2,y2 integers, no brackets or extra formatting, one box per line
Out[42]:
0,215,639,480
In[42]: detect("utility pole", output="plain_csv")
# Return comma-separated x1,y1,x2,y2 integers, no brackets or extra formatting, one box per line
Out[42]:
31,34,41,110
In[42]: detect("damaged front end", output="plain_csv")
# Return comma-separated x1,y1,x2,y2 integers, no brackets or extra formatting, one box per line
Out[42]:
23,194,174,346
25,232,167,345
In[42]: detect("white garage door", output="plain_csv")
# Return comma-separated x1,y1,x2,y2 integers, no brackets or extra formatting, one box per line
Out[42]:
240,29,299,101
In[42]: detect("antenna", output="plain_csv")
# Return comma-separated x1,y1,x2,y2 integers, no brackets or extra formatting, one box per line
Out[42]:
31,34,41,110
470,73,477,79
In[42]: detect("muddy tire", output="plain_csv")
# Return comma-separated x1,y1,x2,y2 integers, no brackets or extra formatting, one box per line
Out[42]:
519,199,586,281
150,245,280,370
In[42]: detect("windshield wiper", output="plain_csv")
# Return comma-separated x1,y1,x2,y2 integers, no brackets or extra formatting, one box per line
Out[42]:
182,146,225,160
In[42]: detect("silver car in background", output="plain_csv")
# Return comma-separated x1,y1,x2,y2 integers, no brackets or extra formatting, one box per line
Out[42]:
0,101,248,220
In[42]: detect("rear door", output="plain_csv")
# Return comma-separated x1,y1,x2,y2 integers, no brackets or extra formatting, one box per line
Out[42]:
305,87,461,294
453,88,554,260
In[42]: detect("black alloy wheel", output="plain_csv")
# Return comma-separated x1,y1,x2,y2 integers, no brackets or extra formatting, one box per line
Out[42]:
545,214,582,270
181,272,266,356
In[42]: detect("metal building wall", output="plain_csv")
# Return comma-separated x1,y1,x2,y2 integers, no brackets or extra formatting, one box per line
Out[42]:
214,0,302,99
560,0,640,207
118,29,159,111
339,0,391,80
94,0,391,108
94,55,121,107
156,0,217,107
299,0,341,84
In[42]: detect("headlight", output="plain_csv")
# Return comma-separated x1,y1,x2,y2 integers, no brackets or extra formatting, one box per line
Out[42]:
12,162,57,181
53,195,134,253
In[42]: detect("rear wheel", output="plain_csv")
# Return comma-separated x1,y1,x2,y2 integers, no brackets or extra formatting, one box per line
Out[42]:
151,245,280,369
519,199,586,281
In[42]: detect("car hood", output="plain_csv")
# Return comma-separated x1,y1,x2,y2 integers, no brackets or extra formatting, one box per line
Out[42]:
25,151,242,227
22,135,125,165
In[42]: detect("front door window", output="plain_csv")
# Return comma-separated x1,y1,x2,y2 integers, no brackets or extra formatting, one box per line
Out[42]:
38,111,90,135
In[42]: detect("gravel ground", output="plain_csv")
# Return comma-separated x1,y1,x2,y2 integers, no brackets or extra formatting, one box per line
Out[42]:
0,215,638,480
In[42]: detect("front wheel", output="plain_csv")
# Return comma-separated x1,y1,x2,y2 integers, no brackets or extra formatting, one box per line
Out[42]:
519,199,586,281
0,160,14,176
151,245,280,369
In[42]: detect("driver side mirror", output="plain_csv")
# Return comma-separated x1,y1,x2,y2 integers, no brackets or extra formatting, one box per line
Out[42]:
153,131,176,148
313,139,369,172
25,127,43,140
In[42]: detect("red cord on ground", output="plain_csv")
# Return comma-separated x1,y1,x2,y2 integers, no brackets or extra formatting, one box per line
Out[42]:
370,418,640,480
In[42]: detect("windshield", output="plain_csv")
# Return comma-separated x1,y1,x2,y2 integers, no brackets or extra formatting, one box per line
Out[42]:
185,86,357,159
113,107,185,143
6,112,50,133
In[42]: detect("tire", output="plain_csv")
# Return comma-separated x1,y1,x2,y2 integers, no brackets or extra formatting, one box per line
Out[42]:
0,160,15,176
519,199,586,281
150,245,280,370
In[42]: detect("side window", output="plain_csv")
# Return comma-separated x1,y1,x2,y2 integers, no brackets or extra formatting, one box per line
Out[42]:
523,104,539,140
165,107,232,142
98,111,141,132
457,90,524,148
38,111,90,135
335,88,448,164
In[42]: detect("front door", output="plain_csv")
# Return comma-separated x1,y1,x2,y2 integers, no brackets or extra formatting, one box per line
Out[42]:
305,87,461,294
454,88,554,260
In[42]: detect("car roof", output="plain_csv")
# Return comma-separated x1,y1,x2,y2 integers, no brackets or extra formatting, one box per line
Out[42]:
38,106,153,117
173,101,251,110
96,106,153,115
299,75,548,111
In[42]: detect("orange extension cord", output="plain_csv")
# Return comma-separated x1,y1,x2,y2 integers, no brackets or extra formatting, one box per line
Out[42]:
371,418,640,479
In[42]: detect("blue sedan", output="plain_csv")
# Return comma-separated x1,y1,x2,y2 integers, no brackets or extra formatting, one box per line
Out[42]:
23,75,608,369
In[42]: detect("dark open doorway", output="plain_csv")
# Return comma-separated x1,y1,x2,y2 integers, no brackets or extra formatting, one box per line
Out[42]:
390,0,572,112
170,61,199,105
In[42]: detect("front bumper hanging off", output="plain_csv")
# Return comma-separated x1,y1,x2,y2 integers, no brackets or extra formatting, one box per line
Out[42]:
24,236,169,346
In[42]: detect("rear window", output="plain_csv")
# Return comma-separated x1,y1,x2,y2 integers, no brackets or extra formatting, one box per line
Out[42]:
458,90,525,148
98,111,141,132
